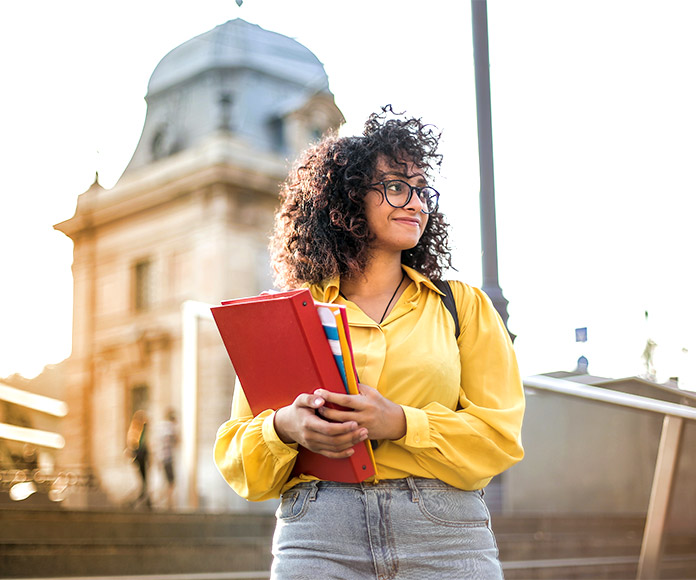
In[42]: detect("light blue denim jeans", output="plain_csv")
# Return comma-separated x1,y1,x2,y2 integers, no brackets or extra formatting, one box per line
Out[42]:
271,477,503,580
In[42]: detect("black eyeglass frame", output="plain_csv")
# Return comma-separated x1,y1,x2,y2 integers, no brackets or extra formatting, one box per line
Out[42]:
369,180,440,214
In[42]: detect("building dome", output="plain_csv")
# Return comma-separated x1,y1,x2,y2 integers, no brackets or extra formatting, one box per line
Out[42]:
147,19,329,97
121,19,340,177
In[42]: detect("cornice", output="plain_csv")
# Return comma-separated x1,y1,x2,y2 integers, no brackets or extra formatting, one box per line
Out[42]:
55,133,289,239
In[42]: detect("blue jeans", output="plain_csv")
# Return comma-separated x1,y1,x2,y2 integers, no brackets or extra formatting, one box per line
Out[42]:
271,477,503,580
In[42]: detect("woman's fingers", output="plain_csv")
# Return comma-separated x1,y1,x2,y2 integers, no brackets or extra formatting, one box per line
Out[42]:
301,426,367,457
313,387,373,424
296,392,327,410
313,388,365,410
274,391,369,457
303,416,368,449
313,385,406,441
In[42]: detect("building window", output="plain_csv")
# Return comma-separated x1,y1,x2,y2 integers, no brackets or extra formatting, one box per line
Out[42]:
134,259,153,312
269,117,286,153
310,126,323,141
130,384,149,417
151,124,177,161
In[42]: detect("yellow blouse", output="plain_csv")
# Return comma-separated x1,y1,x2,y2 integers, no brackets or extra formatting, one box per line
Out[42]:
214,266,525,501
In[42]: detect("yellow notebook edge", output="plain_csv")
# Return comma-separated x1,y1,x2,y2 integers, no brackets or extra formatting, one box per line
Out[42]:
331,306,378,476
332,308,359,395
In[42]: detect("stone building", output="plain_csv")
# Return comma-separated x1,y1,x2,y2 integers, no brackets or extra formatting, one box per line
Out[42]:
54,19,344,511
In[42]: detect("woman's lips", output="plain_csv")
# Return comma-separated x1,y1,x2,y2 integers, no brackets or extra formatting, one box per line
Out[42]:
393,217,421,227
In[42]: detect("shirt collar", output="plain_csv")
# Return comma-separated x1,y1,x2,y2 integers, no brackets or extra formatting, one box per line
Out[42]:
401,265,444,295
308,278,340,303
310,265,443,302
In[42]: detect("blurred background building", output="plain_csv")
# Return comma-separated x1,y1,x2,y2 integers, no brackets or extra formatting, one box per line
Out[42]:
52,18,343,511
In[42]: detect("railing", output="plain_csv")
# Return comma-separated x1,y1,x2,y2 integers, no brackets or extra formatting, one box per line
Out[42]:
524,374,696,580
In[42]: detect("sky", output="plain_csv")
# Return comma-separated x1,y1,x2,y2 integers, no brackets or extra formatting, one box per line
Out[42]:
1,0,695,387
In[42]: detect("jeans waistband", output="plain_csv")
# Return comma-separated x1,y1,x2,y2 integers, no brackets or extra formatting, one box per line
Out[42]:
291,477,481,495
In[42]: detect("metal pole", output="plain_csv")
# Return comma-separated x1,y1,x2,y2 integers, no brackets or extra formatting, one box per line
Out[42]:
471,0,512,337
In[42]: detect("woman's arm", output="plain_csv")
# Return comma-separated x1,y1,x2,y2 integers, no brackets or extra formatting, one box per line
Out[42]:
213,383,298,501
392,283,525,488
214,380,370,501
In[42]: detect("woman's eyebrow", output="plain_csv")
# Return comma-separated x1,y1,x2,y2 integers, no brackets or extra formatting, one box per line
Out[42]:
380,171,428,184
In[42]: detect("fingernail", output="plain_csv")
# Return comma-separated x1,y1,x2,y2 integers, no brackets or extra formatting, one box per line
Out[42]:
314,398,323,406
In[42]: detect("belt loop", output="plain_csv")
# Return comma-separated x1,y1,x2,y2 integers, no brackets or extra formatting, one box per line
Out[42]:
406,476,420,503
308,480,319,501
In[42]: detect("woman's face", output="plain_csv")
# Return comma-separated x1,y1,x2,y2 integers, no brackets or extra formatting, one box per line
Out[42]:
364,155,429,254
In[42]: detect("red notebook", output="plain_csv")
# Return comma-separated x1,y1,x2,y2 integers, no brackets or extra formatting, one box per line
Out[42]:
211,289,376,483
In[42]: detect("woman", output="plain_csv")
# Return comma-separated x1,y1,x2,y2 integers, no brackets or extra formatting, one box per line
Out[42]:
214,106,525,579
127,409,151,509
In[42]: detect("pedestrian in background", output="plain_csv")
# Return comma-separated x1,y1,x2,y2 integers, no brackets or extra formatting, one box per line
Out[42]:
157,407,179,510
127,409,151,509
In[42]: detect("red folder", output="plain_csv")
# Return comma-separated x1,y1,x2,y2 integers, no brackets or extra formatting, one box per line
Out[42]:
211,289,376,483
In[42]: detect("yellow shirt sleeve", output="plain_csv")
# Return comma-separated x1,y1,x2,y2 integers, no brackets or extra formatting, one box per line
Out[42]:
390,283,525,490
213,380,299,501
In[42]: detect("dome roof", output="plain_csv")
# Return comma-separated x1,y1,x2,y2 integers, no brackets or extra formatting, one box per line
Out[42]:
119,18,342,179
147,19,329,96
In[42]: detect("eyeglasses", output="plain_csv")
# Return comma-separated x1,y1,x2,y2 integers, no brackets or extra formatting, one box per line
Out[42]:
369,180,440,214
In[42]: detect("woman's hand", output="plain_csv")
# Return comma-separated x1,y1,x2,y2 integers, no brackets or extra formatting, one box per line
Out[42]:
314,384,407,441
273,393,369,458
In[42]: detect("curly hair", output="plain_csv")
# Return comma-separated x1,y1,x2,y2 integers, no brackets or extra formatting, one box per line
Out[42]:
269,106,452,289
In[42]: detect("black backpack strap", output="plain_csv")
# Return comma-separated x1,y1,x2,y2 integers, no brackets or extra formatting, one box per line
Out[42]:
432,279,460,340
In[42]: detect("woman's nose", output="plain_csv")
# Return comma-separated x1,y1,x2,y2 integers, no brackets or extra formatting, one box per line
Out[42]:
405,188,426,212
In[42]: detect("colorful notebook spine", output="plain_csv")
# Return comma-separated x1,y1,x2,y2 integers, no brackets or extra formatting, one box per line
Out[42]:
316,305,349,393
333,307,360,396
316,302,377,469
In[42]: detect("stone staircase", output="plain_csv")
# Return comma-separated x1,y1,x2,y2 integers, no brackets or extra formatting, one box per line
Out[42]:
1,508,695,579
0,508,275,578
494,515,696,579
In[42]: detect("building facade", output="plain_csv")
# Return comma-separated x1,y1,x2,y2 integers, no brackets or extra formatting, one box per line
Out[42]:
55,19,343,511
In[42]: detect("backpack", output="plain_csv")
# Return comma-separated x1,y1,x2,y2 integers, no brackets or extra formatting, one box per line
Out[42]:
432,280,460,340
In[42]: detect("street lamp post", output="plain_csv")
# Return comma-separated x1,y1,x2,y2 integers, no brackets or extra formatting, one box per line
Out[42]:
471,0,513,339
